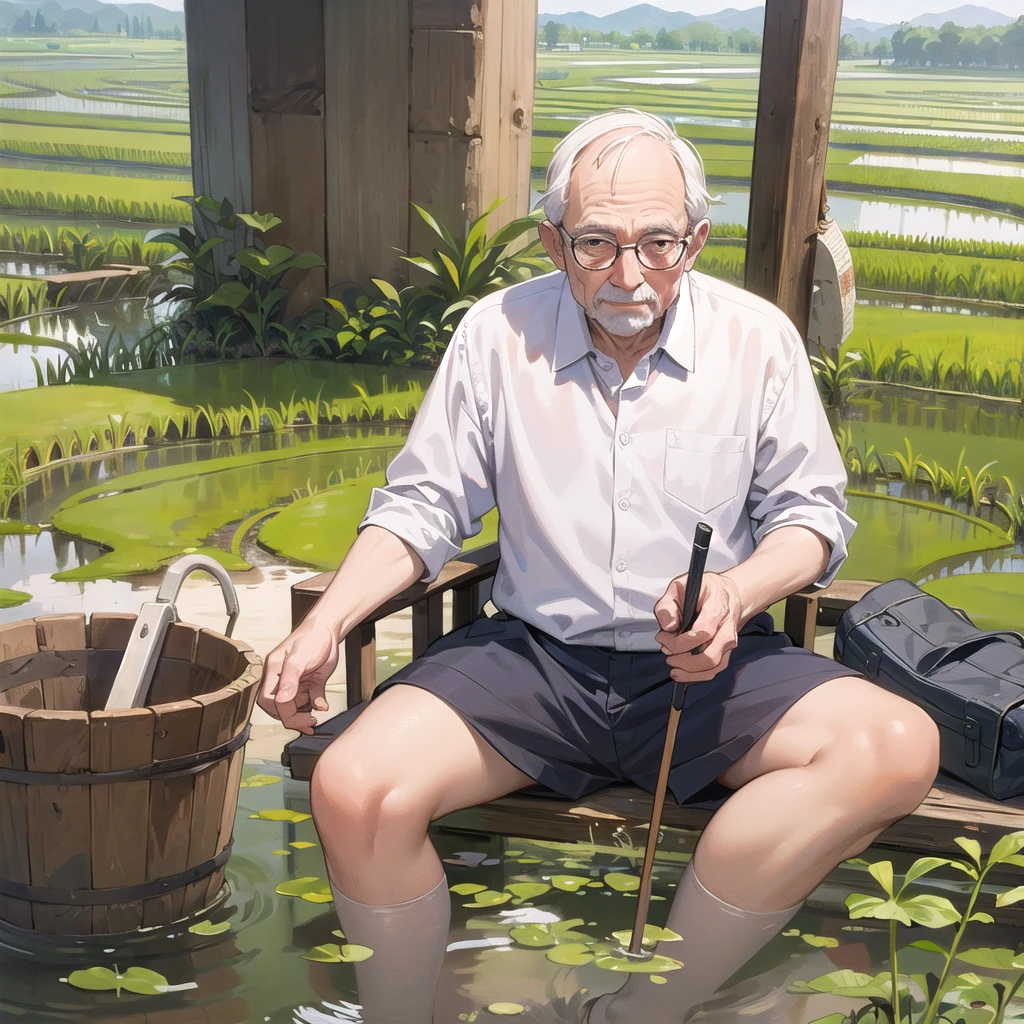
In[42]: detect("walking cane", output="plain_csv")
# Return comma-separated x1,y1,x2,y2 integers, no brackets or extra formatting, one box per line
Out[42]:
614,521,714,961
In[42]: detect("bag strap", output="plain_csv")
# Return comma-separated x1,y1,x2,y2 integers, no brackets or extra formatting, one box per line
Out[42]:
918,630,1024,675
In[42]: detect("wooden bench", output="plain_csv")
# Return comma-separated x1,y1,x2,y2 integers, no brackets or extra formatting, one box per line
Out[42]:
282,543,1024,860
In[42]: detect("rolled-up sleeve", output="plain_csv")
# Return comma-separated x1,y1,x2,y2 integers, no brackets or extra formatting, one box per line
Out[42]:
745,341,856,589
358,324,496,582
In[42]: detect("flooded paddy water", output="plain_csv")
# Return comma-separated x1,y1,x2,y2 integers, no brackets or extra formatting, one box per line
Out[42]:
2,758,1023,1024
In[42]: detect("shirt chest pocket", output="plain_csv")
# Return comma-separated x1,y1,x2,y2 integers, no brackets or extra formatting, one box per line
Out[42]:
664,430,747,515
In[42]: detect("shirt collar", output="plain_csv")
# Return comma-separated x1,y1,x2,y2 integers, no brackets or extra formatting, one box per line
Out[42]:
550,272,696,374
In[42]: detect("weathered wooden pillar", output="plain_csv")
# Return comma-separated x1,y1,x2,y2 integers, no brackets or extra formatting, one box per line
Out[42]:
184,0,252,266
744,0,842,341
323,1,411,291
246,0,327,312
408,0,536,264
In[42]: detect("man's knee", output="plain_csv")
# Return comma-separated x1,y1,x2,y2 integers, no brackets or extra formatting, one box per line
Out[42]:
311,739,430,857
826,678,940,819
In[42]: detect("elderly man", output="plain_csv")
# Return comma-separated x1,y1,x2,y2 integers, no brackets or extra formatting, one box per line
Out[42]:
259,108,939,1023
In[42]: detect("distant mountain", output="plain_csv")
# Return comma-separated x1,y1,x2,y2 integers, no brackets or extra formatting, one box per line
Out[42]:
909,5,1015,28
0,0,184,34
538,4,1017,39
841,17,900,44
537,4,765,34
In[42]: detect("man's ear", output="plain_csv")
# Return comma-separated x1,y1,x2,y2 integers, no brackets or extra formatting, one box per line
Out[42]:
538,220,567,272
683,218,712,271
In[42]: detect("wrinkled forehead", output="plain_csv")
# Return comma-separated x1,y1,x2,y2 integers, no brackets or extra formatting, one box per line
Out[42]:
567,130,688,225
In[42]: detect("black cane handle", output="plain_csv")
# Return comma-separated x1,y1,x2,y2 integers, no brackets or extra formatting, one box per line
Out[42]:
671,522,713,711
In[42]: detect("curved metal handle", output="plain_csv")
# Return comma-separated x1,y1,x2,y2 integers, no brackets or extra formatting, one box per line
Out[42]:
155,554,239,637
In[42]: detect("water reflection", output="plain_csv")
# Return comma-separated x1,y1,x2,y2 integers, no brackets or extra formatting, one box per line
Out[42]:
850,152,1024,178
0,90,189,120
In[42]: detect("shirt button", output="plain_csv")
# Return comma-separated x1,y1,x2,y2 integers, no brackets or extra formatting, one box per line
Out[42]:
615,559,627,572
618,432,631,446
618,497,630,511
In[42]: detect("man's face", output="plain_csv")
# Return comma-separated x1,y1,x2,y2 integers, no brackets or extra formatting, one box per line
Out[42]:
539,133,710,337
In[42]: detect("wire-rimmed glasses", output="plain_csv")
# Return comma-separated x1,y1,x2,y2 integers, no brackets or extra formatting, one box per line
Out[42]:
557,224,691,272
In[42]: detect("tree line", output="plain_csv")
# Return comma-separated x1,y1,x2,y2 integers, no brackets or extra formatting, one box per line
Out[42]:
541,21,762,54
891,17,1024,68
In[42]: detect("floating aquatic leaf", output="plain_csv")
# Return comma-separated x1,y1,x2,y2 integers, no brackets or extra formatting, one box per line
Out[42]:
66,966,171,996
301,892,334,904
550,875,591,892
509,924,557,948
301,943,374,963
593,953,683,973
276,876,331,899
270,849,291,856
188,920,231,936
463,890,512,908
239,774,280,788
290,841,317,850
505,883,550,903
610,925,682,948
788,970,888,998
545,942,595,966
450,883,489,896
249,808,312,823
604,873,640,892
332,929,345,939
800,934,840,949
650,976,667,985
486,1002,525,1014
504,851,524,857
516,858,542,865
458,1012,480,1022
782,928,800,937
586,881,604,888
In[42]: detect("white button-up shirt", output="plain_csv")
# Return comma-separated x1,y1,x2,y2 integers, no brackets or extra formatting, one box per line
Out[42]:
359,269,856,650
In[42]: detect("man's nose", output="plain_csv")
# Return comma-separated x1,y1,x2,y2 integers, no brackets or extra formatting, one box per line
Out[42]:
610,245,646,291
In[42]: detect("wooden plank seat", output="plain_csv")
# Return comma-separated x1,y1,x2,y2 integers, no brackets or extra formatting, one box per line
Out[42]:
282,545,1024,857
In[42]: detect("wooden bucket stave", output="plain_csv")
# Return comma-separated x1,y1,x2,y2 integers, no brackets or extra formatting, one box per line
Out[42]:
0,613,261,936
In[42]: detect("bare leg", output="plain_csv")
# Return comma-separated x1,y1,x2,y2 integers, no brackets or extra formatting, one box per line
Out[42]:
590,676,941,1024
310,683,534,1023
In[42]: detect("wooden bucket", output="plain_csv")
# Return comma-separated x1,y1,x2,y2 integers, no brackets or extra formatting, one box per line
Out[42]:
0,613,262,936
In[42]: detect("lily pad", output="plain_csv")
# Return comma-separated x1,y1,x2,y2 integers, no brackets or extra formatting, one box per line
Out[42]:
276,877,332,900
290,841,318,850
651,975,667,984
301,943,374,963
249,808,312,823
239,774,280,788
270,849,291,856
66,966,170,996
509,924,558,948
463,890,513,908
603,873,640,892
610,925,682,948
516,858,543,865
188,919,231,936
801,934,840,949
593,953,683,973
546,942,596,966
550,875,591,892
504,882,551,903
486,1002,525,1015
450,883,489,896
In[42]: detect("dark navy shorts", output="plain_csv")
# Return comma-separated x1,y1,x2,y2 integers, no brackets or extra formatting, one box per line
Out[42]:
350,611,862,808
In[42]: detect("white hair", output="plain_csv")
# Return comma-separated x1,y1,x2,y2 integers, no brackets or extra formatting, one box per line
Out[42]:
536,107,716,229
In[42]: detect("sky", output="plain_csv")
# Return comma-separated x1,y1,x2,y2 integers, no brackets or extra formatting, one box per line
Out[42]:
537,1,1024,22
140,0,183,9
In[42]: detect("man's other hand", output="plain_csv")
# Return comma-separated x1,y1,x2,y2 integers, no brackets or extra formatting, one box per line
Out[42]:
257,619,340,735
654,572,743,682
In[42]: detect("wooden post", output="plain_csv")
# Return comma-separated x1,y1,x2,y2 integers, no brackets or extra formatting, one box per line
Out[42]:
744,0,842,342
246,0,327,313
184,0,253,273
408,0,537,269
323,0,411,290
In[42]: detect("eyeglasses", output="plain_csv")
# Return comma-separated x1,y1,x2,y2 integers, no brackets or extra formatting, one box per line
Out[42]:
557,224,691,272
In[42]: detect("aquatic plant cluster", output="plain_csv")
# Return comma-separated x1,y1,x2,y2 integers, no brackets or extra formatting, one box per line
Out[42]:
813,339,1024,402
0,221,178,263
0,276,60,321
1,383,424,515
797,830,1024,1024
0,138,190,168
834,428,1024,540
0,187,190,224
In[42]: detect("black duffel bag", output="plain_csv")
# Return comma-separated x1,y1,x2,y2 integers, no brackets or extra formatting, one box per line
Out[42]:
833,578,1024,800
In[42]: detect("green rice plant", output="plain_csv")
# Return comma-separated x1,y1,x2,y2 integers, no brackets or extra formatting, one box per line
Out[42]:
104,414,131,450
0,188,191,224
791,831,1024,1024
965,460,998,516
917,459,943,494
0,448,26,518
810,342,861,407
938,448,972,506
0,277,63,321
835,427,883,482
887,439,924,486
0,138,191,168
995,475,1024,542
